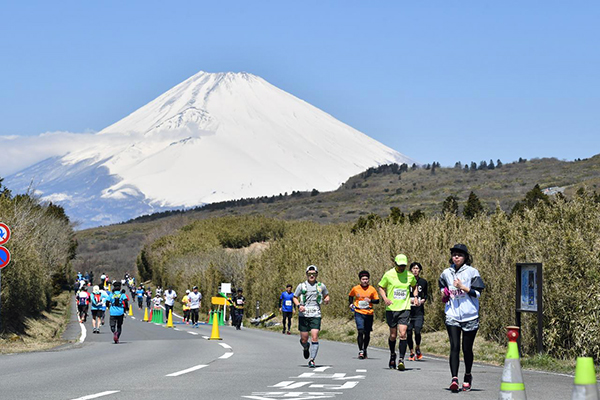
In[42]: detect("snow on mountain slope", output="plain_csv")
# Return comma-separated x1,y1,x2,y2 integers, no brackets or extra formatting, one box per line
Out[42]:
7,71,416,228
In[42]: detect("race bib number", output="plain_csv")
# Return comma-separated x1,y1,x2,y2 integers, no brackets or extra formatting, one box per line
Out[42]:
236,299,244,305
284,300,292,306
393,289,407,300
358,300,370,309
304,306,319,315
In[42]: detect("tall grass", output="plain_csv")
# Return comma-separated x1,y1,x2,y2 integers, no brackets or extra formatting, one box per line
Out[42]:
140,192,600,360
0,194,76,332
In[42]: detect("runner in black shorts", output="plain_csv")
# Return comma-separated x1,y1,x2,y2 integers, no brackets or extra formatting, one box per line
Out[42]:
378,254,417,371
407,262,428,361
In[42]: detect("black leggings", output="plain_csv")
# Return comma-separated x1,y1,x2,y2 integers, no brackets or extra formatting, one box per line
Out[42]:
357,330,371,351
446,325,478,377
407,327,421,350
110,315,124,337
282,311,293,331
190,309,199,324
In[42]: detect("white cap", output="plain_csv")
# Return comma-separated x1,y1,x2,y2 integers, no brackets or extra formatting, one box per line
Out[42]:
186,290,190,294
306,265,318,273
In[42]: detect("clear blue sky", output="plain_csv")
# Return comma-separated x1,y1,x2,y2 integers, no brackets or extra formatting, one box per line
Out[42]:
1,1,599,168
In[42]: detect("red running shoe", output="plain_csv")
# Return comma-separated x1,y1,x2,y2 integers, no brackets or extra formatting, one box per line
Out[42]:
449,377,459,392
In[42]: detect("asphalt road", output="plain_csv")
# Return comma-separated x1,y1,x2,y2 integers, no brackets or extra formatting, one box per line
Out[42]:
0,300,575,400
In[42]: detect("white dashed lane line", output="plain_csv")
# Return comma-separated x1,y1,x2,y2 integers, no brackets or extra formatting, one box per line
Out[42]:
188,331,199,336
79,322,87,343
219,343,232,349
219,352,234,359
70,390,120,400
356,369,367,372
166,364,208,377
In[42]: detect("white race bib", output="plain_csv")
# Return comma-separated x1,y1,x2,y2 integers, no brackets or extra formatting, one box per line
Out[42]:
358,300,370,309
285,300,292,306
393,289,407,300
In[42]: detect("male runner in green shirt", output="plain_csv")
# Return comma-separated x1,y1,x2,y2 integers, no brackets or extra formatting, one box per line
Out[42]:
378,253,417,371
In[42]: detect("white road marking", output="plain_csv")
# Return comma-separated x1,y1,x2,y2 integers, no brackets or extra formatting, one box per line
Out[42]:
219,352,234,359
356,369,367,372
313,366,331,372
219,343,232,349
79,322,86,343
166,364,208,377
70,390,120,400
131,317,136,320
244,391,342,399
202,335,210,339
188,331,199,335
174,328,181,331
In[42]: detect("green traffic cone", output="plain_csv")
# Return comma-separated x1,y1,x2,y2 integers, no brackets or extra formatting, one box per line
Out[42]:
499,326,526,399
572,357,599,400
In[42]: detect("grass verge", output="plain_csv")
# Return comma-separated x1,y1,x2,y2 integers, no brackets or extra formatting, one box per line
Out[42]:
0,291,71,354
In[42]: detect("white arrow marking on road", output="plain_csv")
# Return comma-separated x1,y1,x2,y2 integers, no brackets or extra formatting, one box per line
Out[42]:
310,382,359,390
219,343,232,349
219,352,234,359
243,391,342,399
166,364,208,377
79,322,86,343
295,373,347,379
271,381,312,389
70,390,120,400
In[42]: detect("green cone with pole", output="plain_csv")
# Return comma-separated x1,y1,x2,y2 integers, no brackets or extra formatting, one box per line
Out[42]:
499,326,527,399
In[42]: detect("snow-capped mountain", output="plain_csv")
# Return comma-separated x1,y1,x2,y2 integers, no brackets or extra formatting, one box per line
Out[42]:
7,71,416,228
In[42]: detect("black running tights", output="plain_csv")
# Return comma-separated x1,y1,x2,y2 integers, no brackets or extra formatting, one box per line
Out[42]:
407,327,422,350
446,325,478,377
357,330,371,350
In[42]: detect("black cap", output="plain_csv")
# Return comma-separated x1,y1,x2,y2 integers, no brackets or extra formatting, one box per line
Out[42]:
450,243,469,255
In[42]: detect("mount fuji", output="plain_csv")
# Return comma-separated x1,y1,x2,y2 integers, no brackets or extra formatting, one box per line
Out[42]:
6,71,416,228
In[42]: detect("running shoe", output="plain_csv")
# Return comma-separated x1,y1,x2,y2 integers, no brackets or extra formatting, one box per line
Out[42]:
287,331,291,335
449,377,459,392
358,350,365,359
113,332,119,344
302,341,310,359
416,350,423,360
408,352,415,361
397,358,405,371
388,353,396,369
308,359,316,368
462,374,472,391
282,330,286,334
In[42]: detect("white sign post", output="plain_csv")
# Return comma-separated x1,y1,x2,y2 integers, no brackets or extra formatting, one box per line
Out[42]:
220,283,232,323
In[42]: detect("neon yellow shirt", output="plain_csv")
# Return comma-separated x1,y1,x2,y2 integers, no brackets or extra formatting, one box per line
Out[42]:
378,268,417,311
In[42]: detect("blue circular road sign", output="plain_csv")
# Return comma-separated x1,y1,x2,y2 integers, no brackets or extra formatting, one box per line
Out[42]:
0,246,10,269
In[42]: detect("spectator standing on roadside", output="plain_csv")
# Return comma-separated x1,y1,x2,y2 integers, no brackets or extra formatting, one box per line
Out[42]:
279,284,295,334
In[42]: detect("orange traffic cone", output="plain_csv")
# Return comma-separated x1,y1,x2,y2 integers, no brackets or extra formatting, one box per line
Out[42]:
147,308,153,322
166,309,174,328
143,307,149,322
208,310,222,340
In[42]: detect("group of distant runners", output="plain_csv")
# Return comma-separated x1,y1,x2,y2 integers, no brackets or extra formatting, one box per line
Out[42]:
73,243,483,392
281,243,484,393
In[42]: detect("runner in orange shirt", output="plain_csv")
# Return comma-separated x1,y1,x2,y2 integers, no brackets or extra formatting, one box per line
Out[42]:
348,270,380,359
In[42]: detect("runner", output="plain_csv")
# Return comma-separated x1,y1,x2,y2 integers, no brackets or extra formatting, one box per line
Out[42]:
293,265,330,368
145,287,152,309
378,254,417,371
182,290,191,324
76,286,90,323
188,286,202,326
152,293,163,310
156,286,163,297
232,288,246,330
164,287,177,323
279,284,295,334
136,286,145,310
348,270,380,359
106,282,129,344
407,262,428,361
439,244,485,392
90,285,104,333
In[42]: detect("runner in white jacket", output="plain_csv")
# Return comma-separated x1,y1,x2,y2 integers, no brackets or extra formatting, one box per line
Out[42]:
438,243,485,393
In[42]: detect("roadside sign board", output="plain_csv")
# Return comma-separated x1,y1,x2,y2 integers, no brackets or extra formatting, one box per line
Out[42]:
0,246,10,269
211,296,227,306
0,223,10,246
